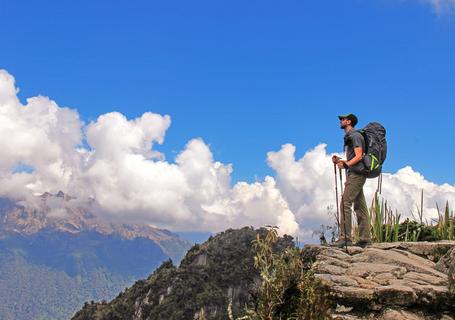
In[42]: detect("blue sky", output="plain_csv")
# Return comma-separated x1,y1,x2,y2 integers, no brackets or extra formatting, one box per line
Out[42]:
1,0,454,185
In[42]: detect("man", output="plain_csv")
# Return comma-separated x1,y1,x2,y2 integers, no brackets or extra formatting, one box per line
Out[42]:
332,113,371,248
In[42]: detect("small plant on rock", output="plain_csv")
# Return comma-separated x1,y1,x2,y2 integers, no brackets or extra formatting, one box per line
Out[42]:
243,226,331,320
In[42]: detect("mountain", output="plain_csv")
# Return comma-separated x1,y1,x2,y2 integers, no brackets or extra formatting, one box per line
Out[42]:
72,228,455,320
0,193,190,262
0,193,192,320
72,227,295,320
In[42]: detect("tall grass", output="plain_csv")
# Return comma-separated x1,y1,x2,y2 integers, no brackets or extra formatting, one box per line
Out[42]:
367,191,454,243
369,192,401,242
436,200,455,241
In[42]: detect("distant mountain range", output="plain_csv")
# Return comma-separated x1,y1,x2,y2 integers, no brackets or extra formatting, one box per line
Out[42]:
0,192,192,320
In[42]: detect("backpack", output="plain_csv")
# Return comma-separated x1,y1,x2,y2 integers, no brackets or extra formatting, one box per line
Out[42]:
358,122,387,178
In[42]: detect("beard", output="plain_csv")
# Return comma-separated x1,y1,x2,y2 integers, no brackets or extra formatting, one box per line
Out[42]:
340,123,347,129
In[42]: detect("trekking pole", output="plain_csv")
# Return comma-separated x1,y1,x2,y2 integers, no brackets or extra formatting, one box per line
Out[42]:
333,163,340,234
339,167,348,252
376,172,382,194
339,167,344,195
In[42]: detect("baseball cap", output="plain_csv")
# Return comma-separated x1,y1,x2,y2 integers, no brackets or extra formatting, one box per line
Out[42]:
338,113,358,127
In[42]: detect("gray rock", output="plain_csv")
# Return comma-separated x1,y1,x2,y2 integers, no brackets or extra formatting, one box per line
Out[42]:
372,241,455,262
304,241,455,318
315,274,359,287
381,309,424,320
436,247,455,275
374,284,417,306
403,272,447,286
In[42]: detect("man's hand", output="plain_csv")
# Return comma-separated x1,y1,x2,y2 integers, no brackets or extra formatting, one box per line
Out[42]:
337,160,349,170
333,155,349,169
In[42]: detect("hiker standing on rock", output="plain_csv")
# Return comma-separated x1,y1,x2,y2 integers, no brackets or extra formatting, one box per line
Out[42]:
332,114,372,248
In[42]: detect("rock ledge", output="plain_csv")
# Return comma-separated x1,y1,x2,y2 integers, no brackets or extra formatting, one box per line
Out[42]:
303,242,455,319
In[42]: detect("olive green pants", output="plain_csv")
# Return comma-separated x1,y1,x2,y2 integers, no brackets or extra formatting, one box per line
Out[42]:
340,173,371,242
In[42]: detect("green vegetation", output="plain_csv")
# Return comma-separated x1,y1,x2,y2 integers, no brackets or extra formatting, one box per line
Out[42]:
73,228,309,320
365,190,455,306
0,250,133,320
366,191,454,243
73,227,296,320
74,225,455,320
435,200,455,241
0,230,177,320
239,227,331,320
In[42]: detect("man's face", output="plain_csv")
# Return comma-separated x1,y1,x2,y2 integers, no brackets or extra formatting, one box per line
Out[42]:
340,118,350,129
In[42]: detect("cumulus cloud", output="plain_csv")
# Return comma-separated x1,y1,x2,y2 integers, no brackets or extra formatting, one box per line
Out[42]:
0,72,83,200
0,69,298,235
268,143,455,238
1,69,454,241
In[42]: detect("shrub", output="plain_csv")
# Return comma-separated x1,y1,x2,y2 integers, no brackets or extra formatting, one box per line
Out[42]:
242,227,331,320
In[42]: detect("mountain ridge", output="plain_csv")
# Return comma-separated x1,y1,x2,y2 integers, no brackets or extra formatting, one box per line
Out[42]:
0,192,192,320
0,192,191,262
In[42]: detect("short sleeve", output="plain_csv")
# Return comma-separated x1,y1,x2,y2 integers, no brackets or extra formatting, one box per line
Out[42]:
351,132,364,149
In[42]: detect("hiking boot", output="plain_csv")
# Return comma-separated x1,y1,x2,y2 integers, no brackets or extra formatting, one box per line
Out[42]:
355,240,372,248
330,239,352,248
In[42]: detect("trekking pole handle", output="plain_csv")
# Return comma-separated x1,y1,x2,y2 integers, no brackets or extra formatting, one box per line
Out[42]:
333,156,349,169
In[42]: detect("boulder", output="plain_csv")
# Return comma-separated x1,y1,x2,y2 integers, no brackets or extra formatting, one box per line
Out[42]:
303,242,455,319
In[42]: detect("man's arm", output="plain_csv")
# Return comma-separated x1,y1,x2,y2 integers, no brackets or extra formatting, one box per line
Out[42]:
345,147,363,168
334,132,364,169
336,146,363,169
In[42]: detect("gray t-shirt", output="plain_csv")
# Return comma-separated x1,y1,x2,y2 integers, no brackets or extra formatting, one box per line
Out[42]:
344,129,365,174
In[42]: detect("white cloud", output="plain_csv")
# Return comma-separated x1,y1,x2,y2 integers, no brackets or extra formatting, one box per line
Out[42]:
268,143,455,239
0,70,298,236
1,69,454,241
267,143,336,225
421,0,455,15
0,71,83,200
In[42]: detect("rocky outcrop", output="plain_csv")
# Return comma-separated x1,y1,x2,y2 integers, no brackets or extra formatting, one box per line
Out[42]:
304,242,455,319
72,228,295,320
73,228,455,320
